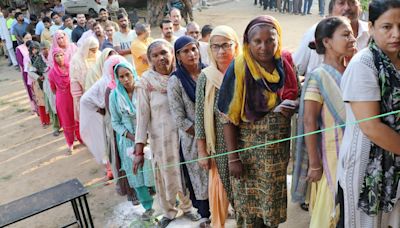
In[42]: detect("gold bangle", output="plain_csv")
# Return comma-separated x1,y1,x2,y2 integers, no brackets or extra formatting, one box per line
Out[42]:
310,166,322,171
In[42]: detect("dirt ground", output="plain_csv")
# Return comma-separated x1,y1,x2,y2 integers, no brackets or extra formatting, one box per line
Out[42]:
0,1,321,227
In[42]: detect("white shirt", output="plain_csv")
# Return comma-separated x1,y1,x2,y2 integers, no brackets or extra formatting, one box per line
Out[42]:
113,30,137,65
50,24,62,36
173,26,186,38
199,41,210,65
293,20,370,76
63,27,73,42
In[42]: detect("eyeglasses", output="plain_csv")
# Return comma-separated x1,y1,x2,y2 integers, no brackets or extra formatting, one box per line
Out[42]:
210,42,234,51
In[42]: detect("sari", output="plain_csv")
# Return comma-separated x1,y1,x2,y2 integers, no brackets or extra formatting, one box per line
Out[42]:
292,64,345,227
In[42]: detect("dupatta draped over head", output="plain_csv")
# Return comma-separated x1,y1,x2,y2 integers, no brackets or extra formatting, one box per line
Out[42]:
85,48,115,91
49,48,70,92
173,36,206,102
202,25,241,155
79,55,128,164
113,62,139,116
217,15,298,125
50,30,77,67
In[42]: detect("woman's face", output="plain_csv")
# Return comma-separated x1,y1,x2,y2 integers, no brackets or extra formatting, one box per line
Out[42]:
176,43,200,68
248,25,278,64
116,67,134,90
55,52,65,66
370,8,400,59
31,47,39,55
210,35,236,67
41,47,49,57
324,22,356,57
23,33,32,43
149,44,174,74
88,47,98,59
57,34,67,48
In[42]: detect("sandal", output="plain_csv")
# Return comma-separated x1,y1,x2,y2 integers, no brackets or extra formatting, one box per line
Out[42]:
199,218,211,228
300,202,309,211
184,210,201,221
141,208,154,221
158,216,173,228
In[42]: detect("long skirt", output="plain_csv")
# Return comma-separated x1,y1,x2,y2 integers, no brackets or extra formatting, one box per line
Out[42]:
233,112,291,227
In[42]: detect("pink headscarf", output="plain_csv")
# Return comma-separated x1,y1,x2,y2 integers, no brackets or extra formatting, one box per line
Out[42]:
49,48,71,92
102,55,128,90
49,30,77,66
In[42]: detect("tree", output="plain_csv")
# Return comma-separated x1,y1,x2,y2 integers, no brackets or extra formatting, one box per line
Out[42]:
147,0,168,27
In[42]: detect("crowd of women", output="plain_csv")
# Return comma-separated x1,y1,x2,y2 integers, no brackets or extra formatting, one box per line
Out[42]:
13,0,399,227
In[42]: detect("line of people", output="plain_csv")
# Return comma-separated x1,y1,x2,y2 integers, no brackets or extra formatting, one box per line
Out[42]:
5,0,400,228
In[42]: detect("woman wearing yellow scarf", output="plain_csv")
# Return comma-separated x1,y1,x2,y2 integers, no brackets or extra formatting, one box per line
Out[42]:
218,15,299,227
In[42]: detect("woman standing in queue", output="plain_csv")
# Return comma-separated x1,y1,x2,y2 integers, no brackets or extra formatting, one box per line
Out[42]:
195,25,241,228
218,15,299,227
48,48,82,154
167,36,208,225
109,61,155,220
338,0,400,227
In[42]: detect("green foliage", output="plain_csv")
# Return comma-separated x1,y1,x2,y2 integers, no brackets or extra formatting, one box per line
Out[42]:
360,0,370,11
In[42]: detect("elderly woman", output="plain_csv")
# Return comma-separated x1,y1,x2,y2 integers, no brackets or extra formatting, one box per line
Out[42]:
218,16,299,227
70,36,101,122
195,25,241,228
134,40,197,228
167,36,208,223
293,17,356,228
338,0,400,227
85,48,116,91
109,62,155,220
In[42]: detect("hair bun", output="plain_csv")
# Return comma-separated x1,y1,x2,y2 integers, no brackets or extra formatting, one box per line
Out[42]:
308,41,317,50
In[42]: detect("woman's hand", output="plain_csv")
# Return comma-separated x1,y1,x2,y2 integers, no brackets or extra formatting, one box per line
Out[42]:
186,126,195,136
229,160,243,179
197,139,210,169
96,108,106,116
132,154,144,175
306,167,323,182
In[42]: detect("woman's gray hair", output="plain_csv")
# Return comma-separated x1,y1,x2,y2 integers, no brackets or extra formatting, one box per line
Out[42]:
146,39,174,61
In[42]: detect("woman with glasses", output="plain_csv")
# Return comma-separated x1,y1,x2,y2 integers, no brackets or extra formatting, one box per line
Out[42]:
195,25,241,228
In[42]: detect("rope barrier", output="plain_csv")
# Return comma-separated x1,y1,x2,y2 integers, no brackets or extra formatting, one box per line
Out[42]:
86,109,400,190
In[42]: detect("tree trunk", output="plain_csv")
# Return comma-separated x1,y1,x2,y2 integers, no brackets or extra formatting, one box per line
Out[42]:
147,0,168,27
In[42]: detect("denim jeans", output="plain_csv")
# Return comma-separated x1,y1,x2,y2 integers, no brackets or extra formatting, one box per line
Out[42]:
263,0,276,9
318,0,325,15
303,0,313,14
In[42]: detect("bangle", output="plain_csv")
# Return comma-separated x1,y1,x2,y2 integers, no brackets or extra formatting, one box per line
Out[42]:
310,166,322,171
229,158,241,163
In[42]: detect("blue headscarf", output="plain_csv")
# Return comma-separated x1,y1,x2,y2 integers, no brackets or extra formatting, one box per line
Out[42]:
173,36,206,102
113,62,139,115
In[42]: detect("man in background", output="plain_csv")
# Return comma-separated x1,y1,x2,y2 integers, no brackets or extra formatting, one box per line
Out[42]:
71,14,87,43
50,12,63,36
62,14,74,41
12,12,28,45
99,8,119,32
160,19,177,45
169,8,186,37
113,14,136,65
